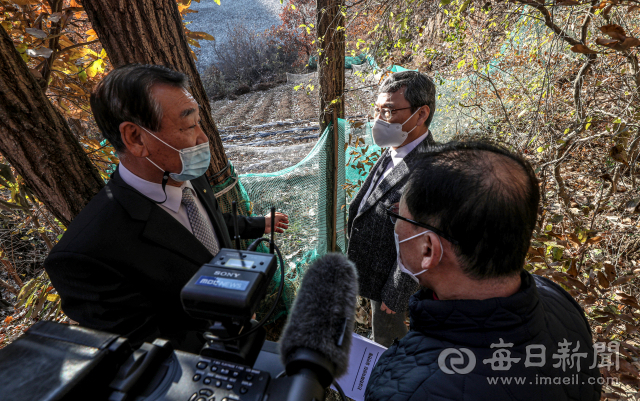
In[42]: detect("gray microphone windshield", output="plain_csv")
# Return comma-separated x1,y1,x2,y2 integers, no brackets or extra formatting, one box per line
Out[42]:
279,253,358,379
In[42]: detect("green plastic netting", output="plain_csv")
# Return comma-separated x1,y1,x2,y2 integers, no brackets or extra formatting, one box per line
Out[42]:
216,82,469,321
308,53,369,69
214,118,381,321
388,65,417,73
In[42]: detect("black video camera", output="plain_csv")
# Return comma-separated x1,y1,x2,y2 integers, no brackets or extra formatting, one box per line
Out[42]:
0,205,342,401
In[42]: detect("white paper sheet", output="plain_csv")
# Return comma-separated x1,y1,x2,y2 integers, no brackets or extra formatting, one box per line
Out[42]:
331,333,388,401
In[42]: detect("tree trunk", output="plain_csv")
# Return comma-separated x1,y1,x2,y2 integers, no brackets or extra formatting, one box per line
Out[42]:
317,0,345,133
317,0,345,251
0,25,105,227
80,0,230,184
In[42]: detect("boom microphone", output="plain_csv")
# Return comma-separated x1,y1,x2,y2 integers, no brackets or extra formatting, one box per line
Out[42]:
279,253,358,387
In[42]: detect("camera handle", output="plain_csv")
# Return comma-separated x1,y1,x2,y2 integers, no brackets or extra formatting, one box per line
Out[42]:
200,319,266,367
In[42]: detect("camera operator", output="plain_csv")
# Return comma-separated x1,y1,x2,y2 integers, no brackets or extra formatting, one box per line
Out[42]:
365,142,601,400
44,64,288,352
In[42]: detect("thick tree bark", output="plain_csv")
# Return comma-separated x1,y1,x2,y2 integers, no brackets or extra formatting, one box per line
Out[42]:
81,0,230,184
0,25,105,227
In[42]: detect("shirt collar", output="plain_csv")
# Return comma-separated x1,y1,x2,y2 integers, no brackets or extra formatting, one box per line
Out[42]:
390,130,430,163
118,162,192,213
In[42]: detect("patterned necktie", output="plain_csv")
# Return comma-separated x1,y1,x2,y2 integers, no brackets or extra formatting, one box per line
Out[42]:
358,151,391,215
370,151,391,189
181,187,220,255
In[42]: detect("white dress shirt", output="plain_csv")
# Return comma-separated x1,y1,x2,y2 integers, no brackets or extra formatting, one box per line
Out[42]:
118,163,218,241
358,131,430,215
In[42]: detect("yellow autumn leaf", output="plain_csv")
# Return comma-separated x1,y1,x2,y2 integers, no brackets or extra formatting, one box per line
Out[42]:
69,47,97,61
86,61,100,78
84,28,98,41
67,51,82,61
67,83,85,93
59,101,71,111
46,294,59,302
85,48,99,58
188,31,215,41
80,138,99,148
187,37,201,48
59,35,75,48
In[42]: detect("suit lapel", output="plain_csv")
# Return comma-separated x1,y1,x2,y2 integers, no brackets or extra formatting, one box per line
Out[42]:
356,135,433,217
142,207,212,265
357,160,408,216
109,168,212,264
348,150,389,230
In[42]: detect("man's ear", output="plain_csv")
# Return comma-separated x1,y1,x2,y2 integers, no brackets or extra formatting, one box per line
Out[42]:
417,105,430,127
120,122,149,158
421,231,442,270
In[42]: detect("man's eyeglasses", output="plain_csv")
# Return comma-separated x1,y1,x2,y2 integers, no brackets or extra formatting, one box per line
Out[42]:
372,106,413,120
387,203,459,245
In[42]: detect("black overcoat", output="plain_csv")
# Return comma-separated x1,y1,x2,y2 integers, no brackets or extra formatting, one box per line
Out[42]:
44,167,265,349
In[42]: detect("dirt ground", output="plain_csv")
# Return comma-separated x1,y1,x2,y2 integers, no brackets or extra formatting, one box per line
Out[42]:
214,72,376,175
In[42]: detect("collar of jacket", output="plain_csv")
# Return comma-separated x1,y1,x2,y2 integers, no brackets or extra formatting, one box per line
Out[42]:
408,271,546,347
105,166,214,264
107,167,159,221
107,167,209,219
355,131,436,218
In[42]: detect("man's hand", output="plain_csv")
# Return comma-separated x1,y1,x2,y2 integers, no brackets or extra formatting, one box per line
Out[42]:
381,302,396,314
264,212,289,234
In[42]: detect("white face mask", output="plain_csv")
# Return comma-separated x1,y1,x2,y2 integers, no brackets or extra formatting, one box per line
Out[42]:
394,230,443,283
141,127,210,182
371,108,420,147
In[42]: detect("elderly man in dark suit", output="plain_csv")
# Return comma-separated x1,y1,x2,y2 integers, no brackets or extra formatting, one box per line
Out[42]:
347,71,436,347
44,64,288,351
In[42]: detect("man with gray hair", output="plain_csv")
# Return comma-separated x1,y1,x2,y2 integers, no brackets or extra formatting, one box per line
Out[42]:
347,71,436,347
44,64,288,351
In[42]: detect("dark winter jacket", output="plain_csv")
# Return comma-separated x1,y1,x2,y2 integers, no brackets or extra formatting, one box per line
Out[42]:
365,271,602,401
347,132,435,312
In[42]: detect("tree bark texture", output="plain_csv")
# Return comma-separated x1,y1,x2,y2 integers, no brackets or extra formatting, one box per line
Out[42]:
317,0,344,251
0,25,105,227
80,0,230,184
317,0,345,134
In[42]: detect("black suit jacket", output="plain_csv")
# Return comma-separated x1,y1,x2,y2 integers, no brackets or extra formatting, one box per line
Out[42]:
44,168,265,350
347,132,435,312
